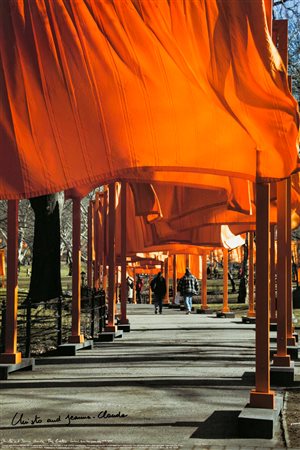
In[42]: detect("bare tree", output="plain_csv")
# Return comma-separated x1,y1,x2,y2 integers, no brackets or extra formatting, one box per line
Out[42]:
273,0,300,101
0,199,35,265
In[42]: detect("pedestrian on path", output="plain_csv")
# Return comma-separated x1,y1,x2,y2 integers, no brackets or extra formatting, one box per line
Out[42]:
136,275,143,303
177,267,199,314
126,275,134,303
150,272,166,314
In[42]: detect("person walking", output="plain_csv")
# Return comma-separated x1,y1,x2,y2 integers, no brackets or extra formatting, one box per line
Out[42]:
177,267,199,314
126,275,134,303
150,271,166,314
136,275,143,303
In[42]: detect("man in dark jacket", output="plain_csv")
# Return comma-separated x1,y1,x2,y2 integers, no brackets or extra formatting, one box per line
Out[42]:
136,275,143,303
150,272,166,314
177,267,199,314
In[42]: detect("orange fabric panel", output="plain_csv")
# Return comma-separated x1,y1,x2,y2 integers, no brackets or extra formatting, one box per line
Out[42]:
116,189,248,257
156,245,211,256
65,184,98,200
152,179,251,222
134,267,161,275
115,186,147,256
113,193,248,249
129,183,162,223
190,255,202,279
176,255,186,279
153,175,300,233
230,224,256,235
135,172,241,191
99,181,251,263
166,181,300,232
145,220,241,249
167,201,277,232
190,225,241,249
0,0,298,199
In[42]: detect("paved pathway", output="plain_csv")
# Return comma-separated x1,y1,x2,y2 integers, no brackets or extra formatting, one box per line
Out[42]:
0,304,298,449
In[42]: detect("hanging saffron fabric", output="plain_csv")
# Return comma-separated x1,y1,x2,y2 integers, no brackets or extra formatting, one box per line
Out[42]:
0,0,298,200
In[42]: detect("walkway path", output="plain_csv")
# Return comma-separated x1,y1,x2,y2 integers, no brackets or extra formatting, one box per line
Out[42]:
0,304,298,449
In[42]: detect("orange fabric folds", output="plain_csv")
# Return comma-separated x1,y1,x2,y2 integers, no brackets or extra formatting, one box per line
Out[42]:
0,0,298,199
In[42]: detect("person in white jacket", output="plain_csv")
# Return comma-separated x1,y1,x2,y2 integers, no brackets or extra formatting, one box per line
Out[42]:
126,275,134,303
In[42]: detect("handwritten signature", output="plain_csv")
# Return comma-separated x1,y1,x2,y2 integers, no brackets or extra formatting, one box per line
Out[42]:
11,410,128,427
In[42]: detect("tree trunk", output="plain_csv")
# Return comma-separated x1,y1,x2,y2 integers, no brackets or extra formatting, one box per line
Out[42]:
29,193,63,302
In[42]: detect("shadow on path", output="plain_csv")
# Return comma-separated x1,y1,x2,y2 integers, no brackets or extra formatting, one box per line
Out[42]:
0,373,259,389
190,410,241,439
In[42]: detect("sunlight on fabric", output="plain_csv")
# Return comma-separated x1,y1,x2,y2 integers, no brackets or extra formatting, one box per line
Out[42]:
221,225,245,250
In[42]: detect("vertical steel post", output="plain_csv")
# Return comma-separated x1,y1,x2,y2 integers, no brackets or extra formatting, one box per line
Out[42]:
172,254,177,303
247,232,255,317
120,182,129,324
164,258,169,304
105,183,117,332
250,183,274,409
286,177,296,345
69,197,84,343
148,273,152,304
201,254,208,310
222,249,229,313
102,190,108,291
270,224,277,322
94,193,101,290
0,200,21,364
87,200,93,289
273,179,290,366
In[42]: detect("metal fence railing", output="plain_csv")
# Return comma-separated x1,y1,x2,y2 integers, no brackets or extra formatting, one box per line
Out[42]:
0,288,106,357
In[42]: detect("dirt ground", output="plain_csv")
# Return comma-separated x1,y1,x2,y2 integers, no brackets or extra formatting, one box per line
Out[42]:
284,389,300,447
